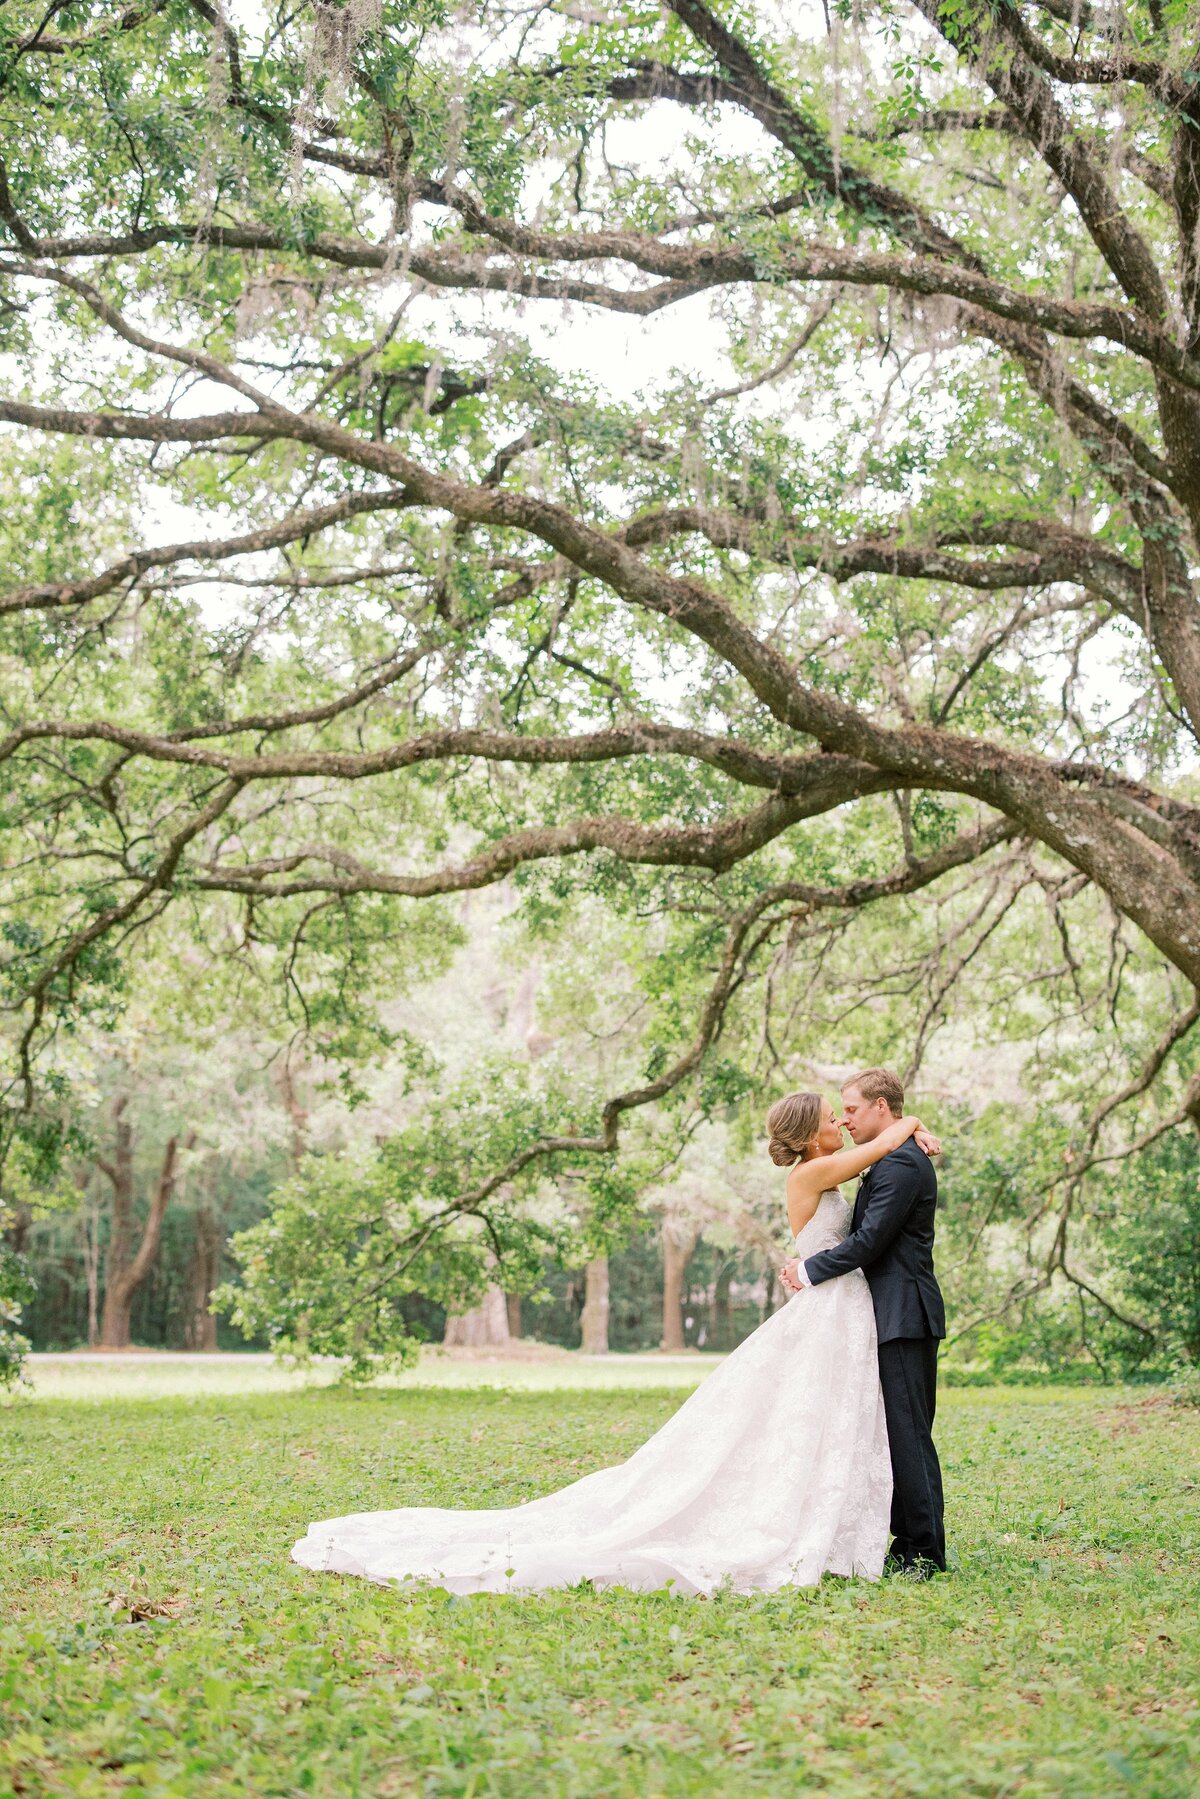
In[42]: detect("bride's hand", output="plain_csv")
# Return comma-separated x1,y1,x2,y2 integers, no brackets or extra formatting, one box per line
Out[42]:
914,1126,941,1158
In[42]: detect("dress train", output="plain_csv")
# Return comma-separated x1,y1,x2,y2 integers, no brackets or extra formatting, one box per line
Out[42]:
291,1192,891,1595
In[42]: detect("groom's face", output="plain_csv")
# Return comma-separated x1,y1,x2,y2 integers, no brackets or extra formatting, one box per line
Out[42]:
840,1085,894,1144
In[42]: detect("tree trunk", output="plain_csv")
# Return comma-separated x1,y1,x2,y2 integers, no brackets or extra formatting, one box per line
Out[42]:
443,1283,511,1347
76,1165,100,1350
275,1056,309,1172
276,1058,311,1347
185,1196,222,1351
761,1261,779,1323
505,1290,522,1338
99,1114,195,1349
97,1098,135,1349
84,1204,100,1349
8,1203,31,1255
660,1221,700,1352
580,1254,610,1354
712,1256,735,1351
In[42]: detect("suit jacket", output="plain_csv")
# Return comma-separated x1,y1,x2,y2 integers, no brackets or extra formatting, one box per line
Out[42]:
802,1137,945,1343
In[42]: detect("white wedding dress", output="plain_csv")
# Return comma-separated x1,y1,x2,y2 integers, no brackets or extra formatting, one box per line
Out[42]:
291,1191,892,1596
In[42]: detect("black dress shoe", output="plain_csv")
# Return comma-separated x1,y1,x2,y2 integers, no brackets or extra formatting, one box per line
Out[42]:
898,1557,943,1583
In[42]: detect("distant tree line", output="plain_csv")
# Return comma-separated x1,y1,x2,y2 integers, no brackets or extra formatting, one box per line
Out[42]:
15,1054,1200,1381
18,1191,780,1359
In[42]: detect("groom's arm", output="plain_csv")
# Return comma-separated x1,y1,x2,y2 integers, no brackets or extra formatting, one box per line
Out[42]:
801,1154,922,1286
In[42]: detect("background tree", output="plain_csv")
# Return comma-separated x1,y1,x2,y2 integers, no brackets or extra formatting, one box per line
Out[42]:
579,1254,611,1355
0,1206,33,1387
641,1121,780,1349
15,990,298,1353
96,1097,196,1350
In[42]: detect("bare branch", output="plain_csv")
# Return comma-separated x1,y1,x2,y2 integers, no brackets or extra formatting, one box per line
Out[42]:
351,818,1025,1244
0,487,416,617
663,0,978,266
910,0,1167,318
0,259,277,409
193,793,841,898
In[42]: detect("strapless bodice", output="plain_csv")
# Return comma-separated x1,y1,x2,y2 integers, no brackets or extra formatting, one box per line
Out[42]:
793,1188,851,1259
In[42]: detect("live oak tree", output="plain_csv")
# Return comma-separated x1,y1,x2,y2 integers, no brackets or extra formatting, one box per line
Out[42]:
4,0,1200,1366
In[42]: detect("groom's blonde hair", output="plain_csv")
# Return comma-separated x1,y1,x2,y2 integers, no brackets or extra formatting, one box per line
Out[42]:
844,1067,904,1117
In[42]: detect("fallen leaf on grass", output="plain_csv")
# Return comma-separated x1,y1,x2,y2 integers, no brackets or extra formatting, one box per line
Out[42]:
108,1592,187,1623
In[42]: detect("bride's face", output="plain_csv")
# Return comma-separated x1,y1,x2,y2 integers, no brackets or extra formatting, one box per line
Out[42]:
813,1099,846,1157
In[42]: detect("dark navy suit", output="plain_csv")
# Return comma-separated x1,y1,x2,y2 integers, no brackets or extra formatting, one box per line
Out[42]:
803,1138,946,1570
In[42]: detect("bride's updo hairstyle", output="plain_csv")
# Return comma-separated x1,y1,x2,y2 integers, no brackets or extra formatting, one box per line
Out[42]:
766,1091,823,1167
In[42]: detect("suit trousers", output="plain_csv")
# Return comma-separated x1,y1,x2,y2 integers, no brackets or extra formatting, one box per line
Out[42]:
877,1336,945,1570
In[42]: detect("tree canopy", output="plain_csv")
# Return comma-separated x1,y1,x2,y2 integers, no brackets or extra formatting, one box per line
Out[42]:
3,0,1200,1371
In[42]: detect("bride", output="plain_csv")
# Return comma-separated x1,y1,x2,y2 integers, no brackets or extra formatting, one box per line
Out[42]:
291,1093,939,1596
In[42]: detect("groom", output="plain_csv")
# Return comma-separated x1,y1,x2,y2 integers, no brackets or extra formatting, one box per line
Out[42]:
781,1067,946,1575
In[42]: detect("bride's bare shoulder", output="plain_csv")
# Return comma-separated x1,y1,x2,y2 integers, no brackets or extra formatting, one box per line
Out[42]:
786,1169,830,1235
787,1157,837,1197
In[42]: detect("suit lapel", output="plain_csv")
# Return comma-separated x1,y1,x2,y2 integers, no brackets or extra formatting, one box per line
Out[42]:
853,1165,871,1227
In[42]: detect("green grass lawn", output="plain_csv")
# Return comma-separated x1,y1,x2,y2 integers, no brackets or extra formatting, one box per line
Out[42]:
2,1377,1198,1798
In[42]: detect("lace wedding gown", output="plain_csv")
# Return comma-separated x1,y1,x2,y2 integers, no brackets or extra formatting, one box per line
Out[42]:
291,1191,892,1596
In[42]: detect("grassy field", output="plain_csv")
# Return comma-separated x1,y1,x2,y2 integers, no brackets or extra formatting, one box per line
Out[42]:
2,1369,1198,1798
